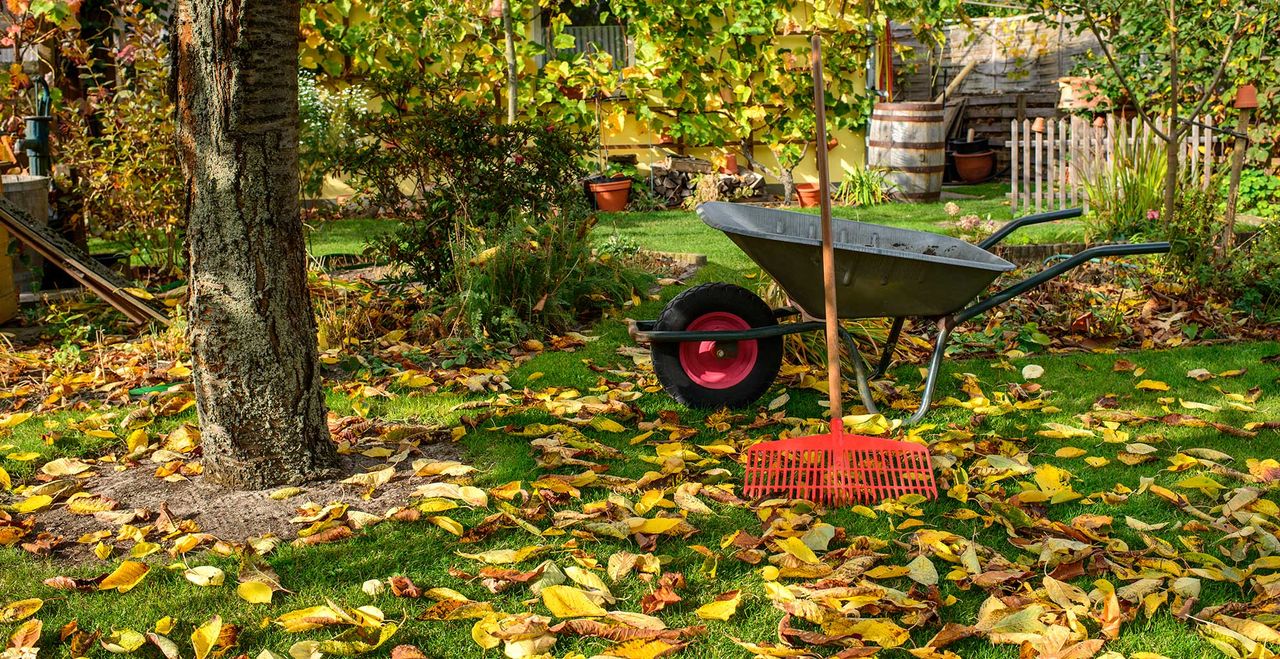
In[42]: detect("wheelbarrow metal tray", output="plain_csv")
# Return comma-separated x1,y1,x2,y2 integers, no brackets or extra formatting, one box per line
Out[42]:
697,202,1016,319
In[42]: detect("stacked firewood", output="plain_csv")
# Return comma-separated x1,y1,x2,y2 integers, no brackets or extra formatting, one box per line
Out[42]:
647,156,767,206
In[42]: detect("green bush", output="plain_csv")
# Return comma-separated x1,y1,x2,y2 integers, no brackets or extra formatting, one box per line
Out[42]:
1079,122,1166,241
344,77,593,286
1231,169,1280,220
451,194,650,343
298,72,370,199
1160,183,1280,318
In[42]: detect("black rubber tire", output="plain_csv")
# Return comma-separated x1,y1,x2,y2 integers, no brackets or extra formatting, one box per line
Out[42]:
651,283,783,409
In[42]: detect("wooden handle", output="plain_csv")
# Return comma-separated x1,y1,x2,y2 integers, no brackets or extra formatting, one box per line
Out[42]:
811,34,842,429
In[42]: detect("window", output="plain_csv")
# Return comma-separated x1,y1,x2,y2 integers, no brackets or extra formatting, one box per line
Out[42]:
533,1,633,69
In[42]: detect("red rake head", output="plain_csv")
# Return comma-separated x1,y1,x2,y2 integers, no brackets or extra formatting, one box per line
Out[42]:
742,432,937,505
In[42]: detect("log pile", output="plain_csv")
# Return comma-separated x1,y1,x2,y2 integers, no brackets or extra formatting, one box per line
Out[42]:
648,156,767,206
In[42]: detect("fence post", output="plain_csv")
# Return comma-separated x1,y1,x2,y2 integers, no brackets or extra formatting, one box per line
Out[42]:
1009,119,1018,214
1058,118,1067,209
1023,118,1031,215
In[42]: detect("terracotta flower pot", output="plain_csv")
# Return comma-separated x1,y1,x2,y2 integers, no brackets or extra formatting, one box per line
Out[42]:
589,178,632,212
720,153,738,175
952,150,995,184
795,182,821,207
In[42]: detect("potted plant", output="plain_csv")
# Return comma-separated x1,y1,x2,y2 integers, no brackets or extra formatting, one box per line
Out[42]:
586,162,634,212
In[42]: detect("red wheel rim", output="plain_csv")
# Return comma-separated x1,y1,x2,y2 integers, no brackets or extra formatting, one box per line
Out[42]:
679,312,758,389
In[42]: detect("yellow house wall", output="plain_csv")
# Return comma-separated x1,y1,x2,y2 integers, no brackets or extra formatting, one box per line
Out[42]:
596,104,867,185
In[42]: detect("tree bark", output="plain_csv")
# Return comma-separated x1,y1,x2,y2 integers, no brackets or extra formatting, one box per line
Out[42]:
173,0,337,489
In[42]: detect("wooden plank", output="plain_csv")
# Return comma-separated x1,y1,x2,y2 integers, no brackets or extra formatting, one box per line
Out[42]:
1034,128,1044,213
1023,118,1032,213
1190,119,1200,177
1046,119,1055,211
1203,115,1213,188
1010,119,1019,214
1054,118,1064,208
0,198,168,325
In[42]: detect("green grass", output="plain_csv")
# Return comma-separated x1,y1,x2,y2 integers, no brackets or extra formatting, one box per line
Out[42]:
4,186,1278,657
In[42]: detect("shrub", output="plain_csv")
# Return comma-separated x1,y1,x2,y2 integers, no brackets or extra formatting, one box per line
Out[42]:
834,165,890,207
1232,169,1280,220
1078,122,1166,241
451,195,649,342
1160,183,1280,318
344,77,594,287
56,4,183,278
298,72,370,200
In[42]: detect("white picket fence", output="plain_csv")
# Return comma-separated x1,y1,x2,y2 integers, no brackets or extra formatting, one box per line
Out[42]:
1007,115,1220,215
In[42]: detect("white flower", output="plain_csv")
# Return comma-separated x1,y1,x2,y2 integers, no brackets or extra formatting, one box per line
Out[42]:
944,202,961,216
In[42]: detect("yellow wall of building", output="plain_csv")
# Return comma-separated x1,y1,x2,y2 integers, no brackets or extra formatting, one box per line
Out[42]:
595,102,867,185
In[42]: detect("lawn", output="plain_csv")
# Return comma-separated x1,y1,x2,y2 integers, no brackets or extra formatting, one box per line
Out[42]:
2,195,1279,659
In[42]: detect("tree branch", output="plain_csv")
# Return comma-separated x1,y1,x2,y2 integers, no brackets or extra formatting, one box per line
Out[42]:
1175,10,1245,140
1077,3,1168,143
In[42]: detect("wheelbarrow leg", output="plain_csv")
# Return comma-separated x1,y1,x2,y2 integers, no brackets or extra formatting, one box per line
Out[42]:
871,318,905,379
840,321,953,427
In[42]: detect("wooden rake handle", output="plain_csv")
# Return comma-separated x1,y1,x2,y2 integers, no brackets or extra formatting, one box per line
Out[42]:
810,34,842,432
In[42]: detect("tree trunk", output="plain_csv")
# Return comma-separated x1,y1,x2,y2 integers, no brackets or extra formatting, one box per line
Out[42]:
173,0,337,489
502,0,518,124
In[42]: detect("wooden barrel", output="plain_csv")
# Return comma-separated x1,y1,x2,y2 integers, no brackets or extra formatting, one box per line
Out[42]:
867,102,944,203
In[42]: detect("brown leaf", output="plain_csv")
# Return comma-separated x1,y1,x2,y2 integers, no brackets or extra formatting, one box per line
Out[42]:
390,646,428,659
8,618,42,649
549,619,702,643
291,525,353,547
389,576,422,598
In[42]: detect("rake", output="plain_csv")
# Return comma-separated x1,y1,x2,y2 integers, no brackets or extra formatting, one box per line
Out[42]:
741,35,938,505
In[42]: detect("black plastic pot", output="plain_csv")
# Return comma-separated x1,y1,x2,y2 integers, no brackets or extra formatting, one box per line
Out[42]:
949,138,990,155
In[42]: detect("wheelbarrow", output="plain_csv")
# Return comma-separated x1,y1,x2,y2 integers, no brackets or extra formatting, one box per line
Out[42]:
629,203,1170,425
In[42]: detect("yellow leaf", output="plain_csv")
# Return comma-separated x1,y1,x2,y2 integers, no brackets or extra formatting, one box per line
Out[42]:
184,565,225,587
541,585,607,617
126,429,150,453
0,413,32,429
269,487,303,500
695,590,742,621
5,452,40,462
456,546,546,564
1085,457,1110,468
1054,447,1087,458
0,466,8,490
590,417,626,433
627,517,683,535
0,598,42,623
238,581,274,604
774,536,820,564
191,615,222,659
907,554,939,586
429,515,464,536
41,457,92,476
99,560,150,593
1136,379,1170,391
101,629,147,653
13,495,52,513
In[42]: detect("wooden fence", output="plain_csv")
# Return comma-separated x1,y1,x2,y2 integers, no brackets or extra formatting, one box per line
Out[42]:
1007,115,1220,215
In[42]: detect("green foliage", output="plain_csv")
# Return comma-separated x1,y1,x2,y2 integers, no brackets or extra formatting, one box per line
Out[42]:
834,165,889,207
347,75,594,286
452,201,649,342
1231,169,1280,220
300,0,963,159
56,4,183,277
1161,183,1280,319
1078,122,1167,241
299,71,371,199
1036,0,1280,166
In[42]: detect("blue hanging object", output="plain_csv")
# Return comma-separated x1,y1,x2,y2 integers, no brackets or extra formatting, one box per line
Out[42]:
20,79,53,177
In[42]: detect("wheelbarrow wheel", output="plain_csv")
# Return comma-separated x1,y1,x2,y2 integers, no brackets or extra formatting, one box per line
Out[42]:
652,283,782,409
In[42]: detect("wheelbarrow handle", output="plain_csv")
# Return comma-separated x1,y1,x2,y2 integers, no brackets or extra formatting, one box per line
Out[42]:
978,207,1084,250
955,241,1170,324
